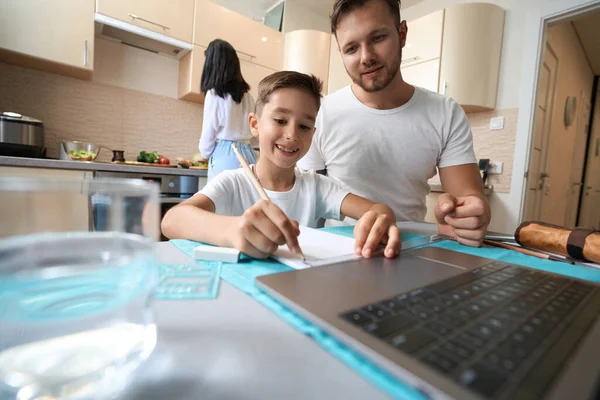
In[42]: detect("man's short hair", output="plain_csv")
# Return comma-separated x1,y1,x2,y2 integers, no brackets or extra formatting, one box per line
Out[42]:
330,0,401,35
255,71,323,115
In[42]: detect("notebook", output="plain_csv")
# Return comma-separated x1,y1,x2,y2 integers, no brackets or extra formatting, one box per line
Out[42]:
271,226,360,269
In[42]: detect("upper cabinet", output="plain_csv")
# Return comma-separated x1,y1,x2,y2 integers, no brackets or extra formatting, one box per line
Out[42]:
401,3,505,113
96,0,195,43
193,0,282,71
401,10,444,68
179,44,277,104
0,0,95,78
179,0,282,104
439,3,505,112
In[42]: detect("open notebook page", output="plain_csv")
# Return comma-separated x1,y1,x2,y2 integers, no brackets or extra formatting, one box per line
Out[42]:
271,226,361,270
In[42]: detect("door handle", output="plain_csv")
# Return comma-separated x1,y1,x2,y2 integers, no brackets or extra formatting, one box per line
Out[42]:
83,40,88,66
129,14,170,30
540,172,550,178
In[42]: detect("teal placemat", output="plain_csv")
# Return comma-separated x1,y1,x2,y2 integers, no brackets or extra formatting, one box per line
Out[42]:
170,226,600,399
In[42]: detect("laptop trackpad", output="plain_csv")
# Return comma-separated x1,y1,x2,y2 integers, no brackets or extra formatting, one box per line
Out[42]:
337,254,464,294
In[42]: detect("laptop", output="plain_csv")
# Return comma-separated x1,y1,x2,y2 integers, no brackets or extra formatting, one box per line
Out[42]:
256,244,600,400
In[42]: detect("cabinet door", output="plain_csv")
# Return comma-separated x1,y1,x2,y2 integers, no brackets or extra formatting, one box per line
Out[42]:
240,59,277,101
179,44,207,103
402,10,444,67
0,168,91,237
401,59,440,93
97,0,194,43
439,3,505,112
0,0,94,70
194,0,282,70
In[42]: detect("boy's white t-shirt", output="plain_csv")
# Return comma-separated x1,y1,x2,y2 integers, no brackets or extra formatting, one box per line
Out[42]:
198,167,351,228
297,85,477,223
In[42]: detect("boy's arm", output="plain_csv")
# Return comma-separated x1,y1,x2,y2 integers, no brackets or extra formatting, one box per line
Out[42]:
340,194,400,258
161,195,302,259
161,194,238,248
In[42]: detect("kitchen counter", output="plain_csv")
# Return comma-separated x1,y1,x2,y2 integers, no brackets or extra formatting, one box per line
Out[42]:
0,156,207,177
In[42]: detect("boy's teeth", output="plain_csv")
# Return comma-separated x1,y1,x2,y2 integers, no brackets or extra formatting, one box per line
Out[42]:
276,144,297,153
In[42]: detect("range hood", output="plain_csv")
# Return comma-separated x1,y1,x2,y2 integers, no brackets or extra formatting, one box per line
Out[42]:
94,13,192,60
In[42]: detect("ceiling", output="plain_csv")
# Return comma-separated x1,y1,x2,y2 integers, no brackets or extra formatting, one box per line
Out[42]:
571,9,600,75
211,0,425,24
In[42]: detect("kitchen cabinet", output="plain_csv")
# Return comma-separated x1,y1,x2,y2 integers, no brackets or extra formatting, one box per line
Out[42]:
439,3,505,112
401,59,440,94
283,30,331,94
402,10,444,67
178,44,276,104
193,0,283,71
96,0,195,43
179,44,207,103
0,167,92,237
0,0,95,79
400,3,505,112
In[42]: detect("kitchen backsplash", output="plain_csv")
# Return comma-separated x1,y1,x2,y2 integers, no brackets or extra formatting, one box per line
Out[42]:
0,61,203,163
429,108,518,193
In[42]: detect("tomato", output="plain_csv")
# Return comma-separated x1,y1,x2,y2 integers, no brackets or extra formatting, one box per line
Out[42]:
158,156,170,165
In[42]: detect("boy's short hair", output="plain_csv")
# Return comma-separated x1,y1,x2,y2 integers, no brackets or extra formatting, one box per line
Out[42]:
255,71,323,115
330,0,401,35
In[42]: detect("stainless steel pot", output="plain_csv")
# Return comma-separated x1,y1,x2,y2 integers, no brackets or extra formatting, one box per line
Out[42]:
0,112,45,158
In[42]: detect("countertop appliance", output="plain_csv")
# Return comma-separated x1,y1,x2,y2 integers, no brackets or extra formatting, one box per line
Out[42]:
0,112,45,158
95,171,205,241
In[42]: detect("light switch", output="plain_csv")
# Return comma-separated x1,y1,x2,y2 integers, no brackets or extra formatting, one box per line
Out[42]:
488,161,503,174
490,116,504,130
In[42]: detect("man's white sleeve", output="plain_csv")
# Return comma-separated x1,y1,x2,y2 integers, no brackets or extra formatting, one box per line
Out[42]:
438,99,477,168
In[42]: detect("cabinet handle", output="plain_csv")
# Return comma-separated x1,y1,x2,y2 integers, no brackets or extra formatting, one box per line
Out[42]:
84,40,88,66
442,80,447,96
128,14,170,30
236,50,256,60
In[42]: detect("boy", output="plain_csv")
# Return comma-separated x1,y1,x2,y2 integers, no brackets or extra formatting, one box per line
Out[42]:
162,71,400,260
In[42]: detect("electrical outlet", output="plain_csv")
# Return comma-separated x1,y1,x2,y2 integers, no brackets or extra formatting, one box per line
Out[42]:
488,161,503,174
490,116,505,130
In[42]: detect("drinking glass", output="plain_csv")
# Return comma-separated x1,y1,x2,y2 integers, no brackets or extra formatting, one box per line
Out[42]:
0,177,160,400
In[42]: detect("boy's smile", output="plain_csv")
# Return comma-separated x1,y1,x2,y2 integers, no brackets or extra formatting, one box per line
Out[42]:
249,88,318,173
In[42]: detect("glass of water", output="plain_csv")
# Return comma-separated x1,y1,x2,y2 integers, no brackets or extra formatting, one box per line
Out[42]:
0,177,160,400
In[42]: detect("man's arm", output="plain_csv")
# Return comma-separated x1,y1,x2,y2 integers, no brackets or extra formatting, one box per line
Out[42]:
436,164,491,247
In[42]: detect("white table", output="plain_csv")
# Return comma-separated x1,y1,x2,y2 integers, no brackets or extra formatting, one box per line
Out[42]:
121,241,391,400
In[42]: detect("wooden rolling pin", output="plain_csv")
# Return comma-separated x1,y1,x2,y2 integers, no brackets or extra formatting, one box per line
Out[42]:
514,221,600,264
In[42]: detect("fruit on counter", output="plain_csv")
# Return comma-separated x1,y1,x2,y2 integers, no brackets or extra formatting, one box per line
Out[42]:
137,151,159,163
158,155,170,165
192,152,208,164
176,157,208,168
68,149,96,161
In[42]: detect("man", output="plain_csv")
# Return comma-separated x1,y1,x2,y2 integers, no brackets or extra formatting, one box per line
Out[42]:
298,0,491,247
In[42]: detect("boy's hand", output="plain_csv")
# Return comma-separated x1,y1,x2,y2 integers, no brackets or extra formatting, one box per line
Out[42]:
354,210,401,259
228,200,301,259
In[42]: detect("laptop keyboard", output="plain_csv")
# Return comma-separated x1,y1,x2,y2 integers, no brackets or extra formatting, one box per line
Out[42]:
340,262,600,399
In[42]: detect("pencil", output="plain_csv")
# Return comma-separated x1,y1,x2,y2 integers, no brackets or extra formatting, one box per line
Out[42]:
231,143,306,261
483,240,551,260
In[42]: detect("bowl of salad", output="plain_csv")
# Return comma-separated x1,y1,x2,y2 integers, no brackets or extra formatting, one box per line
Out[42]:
61,141,101,161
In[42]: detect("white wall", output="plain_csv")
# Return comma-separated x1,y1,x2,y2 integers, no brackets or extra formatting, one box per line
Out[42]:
282,0,330,33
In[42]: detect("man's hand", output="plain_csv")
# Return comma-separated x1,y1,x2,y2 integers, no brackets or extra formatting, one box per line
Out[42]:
353,208,401,259
435,193,490,247
227,200,301,258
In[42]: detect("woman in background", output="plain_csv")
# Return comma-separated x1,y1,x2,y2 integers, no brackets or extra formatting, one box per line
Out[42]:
198,39,256,181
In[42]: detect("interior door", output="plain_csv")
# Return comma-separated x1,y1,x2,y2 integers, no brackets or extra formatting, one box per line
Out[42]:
524,44,558,221
565,90,592,227
578,84,600,229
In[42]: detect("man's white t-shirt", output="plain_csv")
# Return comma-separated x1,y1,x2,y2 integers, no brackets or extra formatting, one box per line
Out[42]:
297,85,477,223
199,167,351,228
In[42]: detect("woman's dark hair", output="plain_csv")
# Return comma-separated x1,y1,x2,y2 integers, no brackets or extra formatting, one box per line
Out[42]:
200,39,250,103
